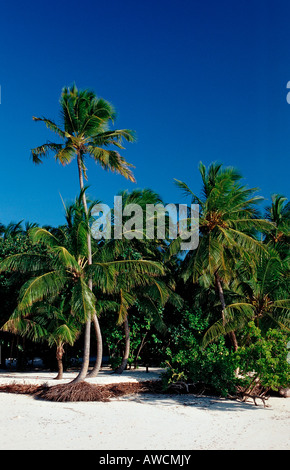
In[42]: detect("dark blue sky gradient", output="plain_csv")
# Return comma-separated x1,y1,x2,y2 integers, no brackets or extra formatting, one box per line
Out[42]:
0,0,289,226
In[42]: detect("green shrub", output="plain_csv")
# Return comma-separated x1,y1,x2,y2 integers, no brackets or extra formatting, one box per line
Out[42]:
234,322,290,393
162,308,237,397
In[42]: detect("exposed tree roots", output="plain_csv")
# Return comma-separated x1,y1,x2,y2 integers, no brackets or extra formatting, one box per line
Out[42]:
0,380,273,405
0,380,164,402
0,383,41,395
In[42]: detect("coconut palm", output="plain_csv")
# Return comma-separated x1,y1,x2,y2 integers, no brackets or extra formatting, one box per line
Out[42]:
31,84,136,381
202,248,290,346
2,298,81,379
172,162,274,350
265,194,290,256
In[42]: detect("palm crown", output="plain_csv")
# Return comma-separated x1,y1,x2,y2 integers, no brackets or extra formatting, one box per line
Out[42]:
174,162,272,285
31,84,136,182
265,194,290,250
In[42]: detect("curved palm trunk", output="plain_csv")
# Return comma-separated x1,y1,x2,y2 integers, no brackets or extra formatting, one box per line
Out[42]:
114,317,130,374
73,319,92,382
73,152,103,383
54,344,64,380
215,274,238,352
87,314,103,377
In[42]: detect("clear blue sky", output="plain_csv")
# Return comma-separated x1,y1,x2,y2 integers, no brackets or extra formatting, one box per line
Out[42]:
0,0,289,227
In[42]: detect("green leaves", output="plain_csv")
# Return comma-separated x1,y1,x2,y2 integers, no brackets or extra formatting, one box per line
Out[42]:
234,322,290,392
163,307,237,397
17,271,66,312
29,227,59,247
31,142,64,164
170,162,290,349
0,252,48,273
32,116,66,139
87,146,136,182
71,278,96,322
1,196,169,348
32,84,136,182
88,259,165,295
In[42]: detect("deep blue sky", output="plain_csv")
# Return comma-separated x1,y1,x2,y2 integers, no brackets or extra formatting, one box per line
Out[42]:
0,0,289,227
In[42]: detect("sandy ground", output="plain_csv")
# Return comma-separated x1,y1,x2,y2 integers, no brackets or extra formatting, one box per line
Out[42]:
0,367,289,450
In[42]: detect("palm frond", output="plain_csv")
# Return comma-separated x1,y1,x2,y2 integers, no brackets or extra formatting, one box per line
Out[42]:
53,246,81,271
87,146,136,183
32,116,66,139
70,278,96,322
0,253,48,273
31,142,63,164
55,144,76,165
29,227,59,247
117,289,136,324
18,272,66,311
202,319,226,348
174,179,202,204
93,129,137,147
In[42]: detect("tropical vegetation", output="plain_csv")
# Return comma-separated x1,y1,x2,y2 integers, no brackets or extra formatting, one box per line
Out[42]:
0,84,289,400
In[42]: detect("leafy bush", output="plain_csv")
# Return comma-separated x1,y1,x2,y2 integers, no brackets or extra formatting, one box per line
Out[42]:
162,308,237,397
234,322,290,394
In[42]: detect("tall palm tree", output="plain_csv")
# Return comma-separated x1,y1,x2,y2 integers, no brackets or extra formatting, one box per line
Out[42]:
172,162,274,350
31,84,136,381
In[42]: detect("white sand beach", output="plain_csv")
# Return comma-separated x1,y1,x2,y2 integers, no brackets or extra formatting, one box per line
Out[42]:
0,368,289,450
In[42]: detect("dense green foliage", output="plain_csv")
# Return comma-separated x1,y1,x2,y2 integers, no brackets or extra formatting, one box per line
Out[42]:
162,307,237,397
234,322,290,393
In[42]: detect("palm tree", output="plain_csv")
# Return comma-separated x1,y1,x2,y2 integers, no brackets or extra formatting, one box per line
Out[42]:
2,298,81,379
172,162,274,350
61,192,172,378
202,248,290,346
31,84,136,381
265,194,290,255
0,221,24,241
